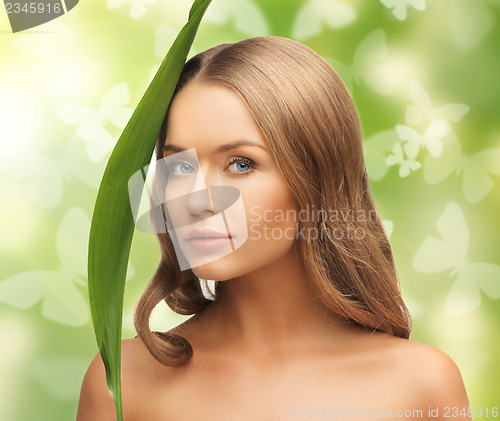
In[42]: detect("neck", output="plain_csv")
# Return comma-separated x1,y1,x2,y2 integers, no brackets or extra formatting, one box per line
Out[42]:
191,243,351,360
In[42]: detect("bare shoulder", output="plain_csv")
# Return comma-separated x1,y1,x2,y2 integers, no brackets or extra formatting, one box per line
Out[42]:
372,336,470,415
76,345,117,421
76,337,167,421
402,340,469,406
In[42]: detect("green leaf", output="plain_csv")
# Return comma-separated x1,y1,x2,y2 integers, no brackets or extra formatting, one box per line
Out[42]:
87,1,212,420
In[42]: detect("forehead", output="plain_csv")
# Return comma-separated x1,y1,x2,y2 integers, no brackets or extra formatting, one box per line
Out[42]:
165,82,268,148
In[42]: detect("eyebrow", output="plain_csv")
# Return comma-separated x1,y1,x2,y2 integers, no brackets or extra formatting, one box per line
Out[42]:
162,140,268,154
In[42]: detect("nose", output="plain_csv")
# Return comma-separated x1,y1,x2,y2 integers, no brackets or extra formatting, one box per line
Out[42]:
187,166,215,217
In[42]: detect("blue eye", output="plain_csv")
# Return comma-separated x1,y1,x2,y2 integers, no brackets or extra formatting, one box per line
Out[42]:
236,162,250,172
179,163,194,173
169,160,196,176
227,157,256,175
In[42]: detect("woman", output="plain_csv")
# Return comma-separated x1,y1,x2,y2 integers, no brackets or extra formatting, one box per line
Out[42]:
77,36,470,420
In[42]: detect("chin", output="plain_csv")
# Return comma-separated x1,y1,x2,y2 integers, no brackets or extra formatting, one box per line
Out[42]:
190,259,237,282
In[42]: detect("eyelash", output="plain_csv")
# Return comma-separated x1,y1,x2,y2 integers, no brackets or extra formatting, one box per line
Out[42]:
165,156,258,177
226,156,257,176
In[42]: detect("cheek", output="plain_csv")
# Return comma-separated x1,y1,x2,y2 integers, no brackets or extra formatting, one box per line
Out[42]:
245,179,298,243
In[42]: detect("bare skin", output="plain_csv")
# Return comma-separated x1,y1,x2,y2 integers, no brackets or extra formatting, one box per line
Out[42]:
77,244,470,420
77,83,470,420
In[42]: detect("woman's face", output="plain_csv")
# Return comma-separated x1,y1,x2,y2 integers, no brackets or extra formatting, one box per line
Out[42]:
162,81,299,281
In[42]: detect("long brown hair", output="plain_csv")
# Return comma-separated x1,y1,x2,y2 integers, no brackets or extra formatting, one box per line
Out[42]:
134,36,412,366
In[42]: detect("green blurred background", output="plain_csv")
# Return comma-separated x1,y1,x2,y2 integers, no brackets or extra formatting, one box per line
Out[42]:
0,0,499,419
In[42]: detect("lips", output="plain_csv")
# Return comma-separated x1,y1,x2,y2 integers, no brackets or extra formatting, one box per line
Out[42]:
185,229,234,252
186,229,232,240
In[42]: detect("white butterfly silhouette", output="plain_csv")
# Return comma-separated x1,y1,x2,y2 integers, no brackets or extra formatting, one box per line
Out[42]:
396,120,450,159
447,0,495,51
8,21,73,58
363,129,400,181
107,0,157,19
0,208,90,326
385,142,421,177
292,0,357,40
0,135,105,209
423,131,500,204
328,29,394,96
413,202,500,316
205,0,269,36
380,0,426,21
75,124,118,162
0,208,135,326
54,83,133,162
406,82,470,127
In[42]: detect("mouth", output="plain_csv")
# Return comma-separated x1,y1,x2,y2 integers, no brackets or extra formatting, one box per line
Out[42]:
186,229,233,240
185,229,234,251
